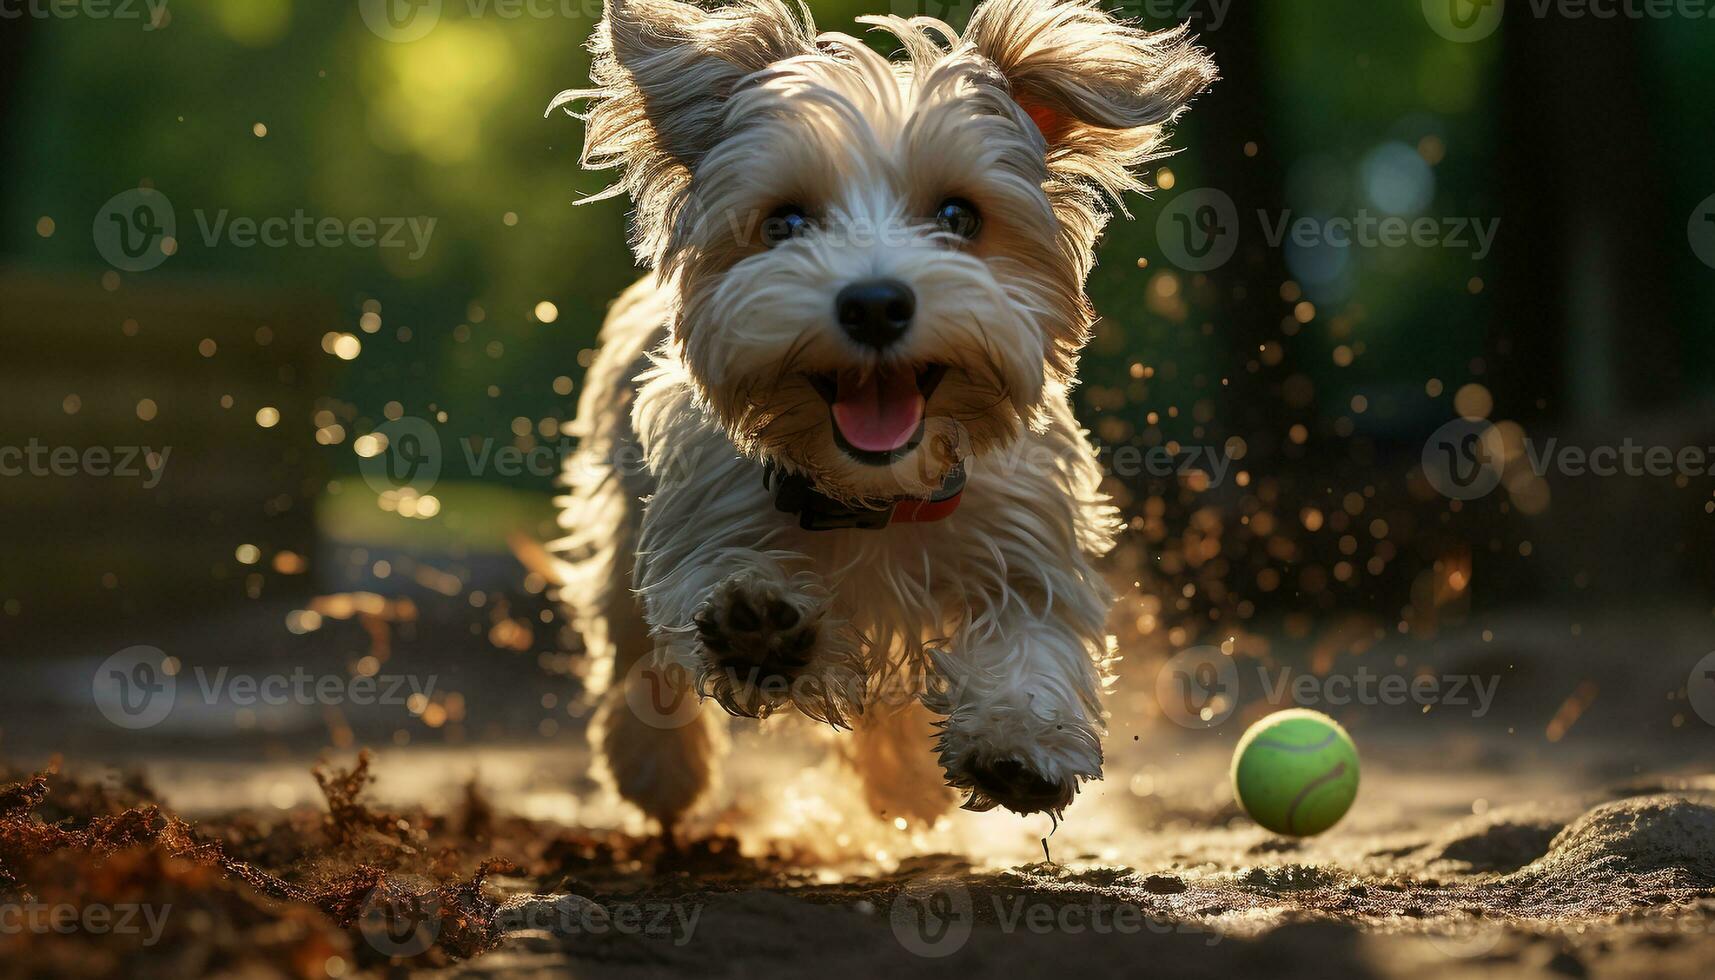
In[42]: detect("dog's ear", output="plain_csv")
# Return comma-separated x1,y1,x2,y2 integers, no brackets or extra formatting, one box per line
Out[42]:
595,0,812,167
965,0,1216,195
552,0,814,233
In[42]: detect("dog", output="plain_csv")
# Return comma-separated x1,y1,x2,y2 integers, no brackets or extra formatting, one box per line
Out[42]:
548,0,1215,828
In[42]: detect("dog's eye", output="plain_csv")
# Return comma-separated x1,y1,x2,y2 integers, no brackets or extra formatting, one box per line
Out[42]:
934,198,982,240
761,205,810,247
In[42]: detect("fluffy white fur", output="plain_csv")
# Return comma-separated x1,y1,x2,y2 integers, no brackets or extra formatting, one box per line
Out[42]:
549,0,1215,826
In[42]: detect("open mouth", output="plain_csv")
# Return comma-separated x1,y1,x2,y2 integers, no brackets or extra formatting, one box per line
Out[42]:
807,364,948,466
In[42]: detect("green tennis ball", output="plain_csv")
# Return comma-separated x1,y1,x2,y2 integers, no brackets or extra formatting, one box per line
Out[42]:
1230,709,1359,837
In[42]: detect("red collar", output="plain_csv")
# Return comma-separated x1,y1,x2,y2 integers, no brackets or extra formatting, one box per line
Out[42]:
764,462,966,531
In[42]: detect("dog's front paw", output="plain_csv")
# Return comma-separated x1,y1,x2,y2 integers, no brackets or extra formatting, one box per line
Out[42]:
927,645,1103,818
689,572,864,726
935,717,1102,817
694,573,819,677
951,757,1077,817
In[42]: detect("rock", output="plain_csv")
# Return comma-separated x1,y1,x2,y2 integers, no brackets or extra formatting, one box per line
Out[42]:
1524,795,1715,882
1240,865,1341,893
1142,873,1188,894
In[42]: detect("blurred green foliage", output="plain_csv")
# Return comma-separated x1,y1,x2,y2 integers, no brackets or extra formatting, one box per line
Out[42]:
4,0,1712,495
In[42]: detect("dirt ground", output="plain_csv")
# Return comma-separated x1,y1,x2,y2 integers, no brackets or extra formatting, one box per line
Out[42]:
5,594,1715,978
6,739,1714,978
426,755,1715,980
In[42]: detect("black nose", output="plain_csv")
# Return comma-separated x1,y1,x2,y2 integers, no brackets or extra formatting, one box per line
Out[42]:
835,279,915,349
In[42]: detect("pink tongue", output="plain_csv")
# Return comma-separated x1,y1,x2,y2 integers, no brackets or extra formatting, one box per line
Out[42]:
831,369,924,453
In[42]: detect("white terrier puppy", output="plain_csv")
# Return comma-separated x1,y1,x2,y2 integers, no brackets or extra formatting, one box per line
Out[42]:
549,0,1215,827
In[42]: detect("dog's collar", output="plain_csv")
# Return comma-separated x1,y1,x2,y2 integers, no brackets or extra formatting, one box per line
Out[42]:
763,461,966,531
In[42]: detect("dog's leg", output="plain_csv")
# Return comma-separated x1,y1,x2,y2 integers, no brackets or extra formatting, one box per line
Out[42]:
913,396,1119,818
556,278,724,831
846,693,957,824
590,621,725,833
584,512,725,830
925,604,1108,818
572,516,726,831
626,366,868,724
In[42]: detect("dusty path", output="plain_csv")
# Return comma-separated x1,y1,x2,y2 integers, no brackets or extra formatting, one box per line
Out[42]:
38,735,1704,979
7,602,1715,976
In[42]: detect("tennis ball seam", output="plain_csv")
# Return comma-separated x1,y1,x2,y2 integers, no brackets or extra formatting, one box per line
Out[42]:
1231,710,1359,837
1284,761,1350,836
1248,732,1340,754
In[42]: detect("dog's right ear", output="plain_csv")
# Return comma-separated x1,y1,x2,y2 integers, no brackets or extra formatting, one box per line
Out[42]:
964,0,1216,207
550,0,814,247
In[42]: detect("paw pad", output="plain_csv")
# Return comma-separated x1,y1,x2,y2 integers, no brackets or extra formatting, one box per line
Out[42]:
956,758,1076,817
693,577,819,678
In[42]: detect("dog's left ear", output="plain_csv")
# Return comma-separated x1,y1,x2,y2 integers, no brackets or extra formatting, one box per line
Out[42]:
966,0,1217,191
551,0,815,258
585,0,814,170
